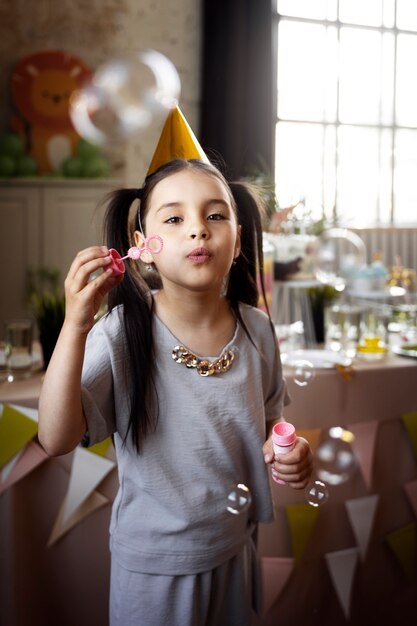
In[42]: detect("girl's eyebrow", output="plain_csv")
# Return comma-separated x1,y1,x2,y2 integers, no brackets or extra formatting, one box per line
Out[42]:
156,202,181,213
156,198,230,213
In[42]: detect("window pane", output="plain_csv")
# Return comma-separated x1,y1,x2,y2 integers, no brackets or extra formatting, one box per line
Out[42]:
339,28,382,124
275,122,327,220
396,35,417,127
381,32,395,124
277,0,337,21
339,0,383,26
321,125,337,221
379,129,394,223
383,0,396,27
397,0,417,32
278,21,337,122
337,127,380,225
394,130,417,223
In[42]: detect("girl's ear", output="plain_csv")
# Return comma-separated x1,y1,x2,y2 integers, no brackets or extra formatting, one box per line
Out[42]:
133,230,153,264
234,224,242,260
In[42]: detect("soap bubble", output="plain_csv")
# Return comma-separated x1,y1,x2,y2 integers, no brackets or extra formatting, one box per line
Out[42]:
226,483,252,515
69,49,181,146
315,427,357,485
305,480,329,507
292,359,315,387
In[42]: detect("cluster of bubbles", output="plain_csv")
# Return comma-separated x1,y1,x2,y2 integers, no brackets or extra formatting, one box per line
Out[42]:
226,426,356,514
69,50,181,146
305,426,357,507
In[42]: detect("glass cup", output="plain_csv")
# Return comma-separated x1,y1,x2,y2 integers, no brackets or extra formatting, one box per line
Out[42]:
357,307,390,361
325,303,362,358
4,319,34,381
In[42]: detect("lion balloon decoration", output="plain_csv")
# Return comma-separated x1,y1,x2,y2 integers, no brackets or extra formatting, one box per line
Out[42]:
11,50,92,174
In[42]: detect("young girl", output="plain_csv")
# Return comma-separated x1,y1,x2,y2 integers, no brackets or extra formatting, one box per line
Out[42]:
38,155,313,626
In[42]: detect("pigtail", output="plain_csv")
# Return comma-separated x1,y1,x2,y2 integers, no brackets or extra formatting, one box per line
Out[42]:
228,181,275,339
103,189,158,452
228,181,269,310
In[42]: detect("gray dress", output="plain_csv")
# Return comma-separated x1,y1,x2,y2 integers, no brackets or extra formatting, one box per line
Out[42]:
81,302,287,625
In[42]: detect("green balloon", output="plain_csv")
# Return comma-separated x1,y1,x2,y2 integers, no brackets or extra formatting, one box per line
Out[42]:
61,156,84,178
76,138,100,160
0,154,16,177
82,156,109,178
0,134,24,158
15,155,38,177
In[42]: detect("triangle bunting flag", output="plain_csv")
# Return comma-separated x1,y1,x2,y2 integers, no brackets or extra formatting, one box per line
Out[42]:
345,494,379,561
347,420,379,490
285,503,320,563
401,411,417,460
325,547,359,620
261,556,294,616
0,404,38,469
385,522,417,580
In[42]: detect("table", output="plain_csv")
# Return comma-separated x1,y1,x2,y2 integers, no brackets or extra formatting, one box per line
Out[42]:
258,353,417,625
1,354,417,625
0,371,117,626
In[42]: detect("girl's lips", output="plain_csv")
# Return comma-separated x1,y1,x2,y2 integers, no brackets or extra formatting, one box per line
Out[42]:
187,247,212,263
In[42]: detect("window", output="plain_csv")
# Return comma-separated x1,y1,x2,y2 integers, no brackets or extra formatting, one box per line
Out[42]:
274,0,417,226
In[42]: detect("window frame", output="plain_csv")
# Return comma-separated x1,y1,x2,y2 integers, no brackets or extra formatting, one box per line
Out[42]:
273,3,417,226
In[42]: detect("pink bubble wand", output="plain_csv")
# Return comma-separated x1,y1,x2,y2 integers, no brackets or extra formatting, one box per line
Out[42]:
108,235,163,276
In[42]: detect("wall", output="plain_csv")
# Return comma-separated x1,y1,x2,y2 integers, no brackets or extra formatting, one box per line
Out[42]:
0,0,202,185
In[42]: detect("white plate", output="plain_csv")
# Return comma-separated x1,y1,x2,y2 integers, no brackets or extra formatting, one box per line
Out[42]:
281,349,352,369
392,344,417,359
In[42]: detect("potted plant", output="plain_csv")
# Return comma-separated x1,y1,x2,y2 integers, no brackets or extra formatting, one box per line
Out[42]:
307,284,339,343
27,267,65,369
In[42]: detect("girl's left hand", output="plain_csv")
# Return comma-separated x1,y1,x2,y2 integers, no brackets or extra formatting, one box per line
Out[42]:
263,436,313,489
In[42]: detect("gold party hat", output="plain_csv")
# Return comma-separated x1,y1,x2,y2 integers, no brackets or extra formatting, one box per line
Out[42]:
147,106,209,176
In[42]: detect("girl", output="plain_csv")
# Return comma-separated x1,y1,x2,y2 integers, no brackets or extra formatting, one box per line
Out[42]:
38,157,313,626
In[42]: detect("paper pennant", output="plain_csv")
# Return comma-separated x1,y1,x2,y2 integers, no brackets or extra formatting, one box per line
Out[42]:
325,547,359,620
48,489,109,547
404,479,417,520
285,503,319,563
401,411,417,460
297,428,321,453
385,522,417,580
261,556,294,616
0,404,38,469
86,437,112,457
347,420,379,490
0,440,49,495
61,446,115,524
345,494,379,561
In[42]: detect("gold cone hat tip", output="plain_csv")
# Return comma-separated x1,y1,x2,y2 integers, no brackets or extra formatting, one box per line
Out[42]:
147,106,209,176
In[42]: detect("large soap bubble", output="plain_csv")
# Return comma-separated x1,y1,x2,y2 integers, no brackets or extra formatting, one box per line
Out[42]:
69,49,181,146
315,426,357,485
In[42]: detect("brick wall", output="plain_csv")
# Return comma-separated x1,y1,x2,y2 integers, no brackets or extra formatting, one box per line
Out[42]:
0,0,202,184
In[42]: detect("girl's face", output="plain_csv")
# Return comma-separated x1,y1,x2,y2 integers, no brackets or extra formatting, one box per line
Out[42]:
135,169,241,294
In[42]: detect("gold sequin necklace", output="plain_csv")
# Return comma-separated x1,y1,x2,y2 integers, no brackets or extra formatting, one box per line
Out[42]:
172,345,235,376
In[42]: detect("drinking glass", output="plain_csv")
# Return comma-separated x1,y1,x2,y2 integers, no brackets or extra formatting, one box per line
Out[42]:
4,319,34,382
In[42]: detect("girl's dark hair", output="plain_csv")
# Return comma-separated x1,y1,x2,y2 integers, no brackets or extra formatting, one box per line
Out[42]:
103,159,272,452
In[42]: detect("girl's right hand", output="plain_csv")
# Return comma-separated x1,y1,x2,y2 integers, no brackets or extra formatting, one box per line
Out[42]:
63,246,122,334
